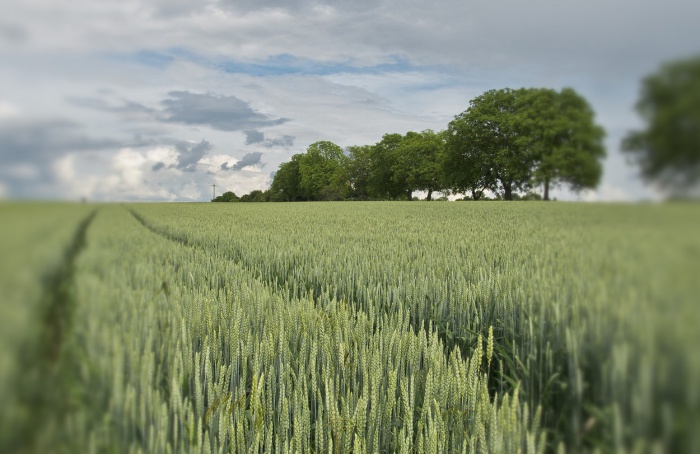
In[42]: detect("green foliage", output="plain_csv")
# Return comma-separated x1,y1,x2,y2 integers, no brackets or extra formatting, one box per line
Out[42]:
346,131,448,201
444,109,498,200
211,191,239,202
270,154,303,201
345,145,374,200
369,133,406,200
445,88,535,200
512,192,543,201
521,88,606,200
264,86,605,203
622,55,700,193
445,88,605,201
393,130,447,201
298,141,350,201
239,189,268,202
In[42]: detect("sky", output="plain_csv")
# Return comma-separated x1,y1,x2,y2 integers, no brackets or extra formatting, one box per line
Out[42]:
1,0,699,202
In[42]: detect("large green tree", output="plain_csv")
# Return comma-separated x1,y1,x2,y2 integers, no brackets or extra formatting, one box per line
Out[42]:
211,191,239,202
523,88,606,200
346,145,374,200
393,130,447,200
446,87,605,200
446,88,534,200
367,134,405,200
298,141,349,201
269,154,303,201
444,115,497,200
622,56,700,192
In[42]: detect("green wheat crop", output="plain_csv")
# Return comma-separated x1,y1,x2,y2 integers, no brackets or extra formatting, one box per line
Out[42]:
1,201,698,453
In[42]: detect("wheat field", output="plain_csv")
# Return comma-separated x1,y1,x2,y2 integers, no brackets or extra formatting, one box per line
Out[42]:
1,202,698,453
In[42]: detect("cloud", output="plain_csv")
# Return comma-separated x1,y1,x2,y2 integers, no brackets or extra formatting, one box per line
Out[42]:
0,117,120,197
173,139,212,172
0,118,119,163
75,144,220,202
147,140,213,173
69,92,290,134
3,0,697,202
161,91,288,131
264,135,295,148
244,129,295,148
244,129,265,144
7,0,700,80
0,101,21,119
69,96,157,118
0,20,27,46
221,152,264,171
67,96,114,111
67,96,167,129
146,0,211,19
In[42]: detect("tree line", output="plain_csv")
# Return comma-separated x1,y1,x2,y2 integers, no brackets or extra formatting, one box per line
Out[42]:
214,86,607,202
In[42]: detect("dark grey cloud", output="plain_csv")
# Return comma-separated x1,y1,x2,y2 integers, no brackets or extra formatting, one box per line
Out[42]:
244,130,295,148
231,152,263,170
244,129,265,145
161,91,288,131
0,118,124,198
221,152,264,171
264,135,295,148
151,139,212,173
69,93,289,133
68,97,158,123
120,100,158,116
0,20,27,45
0,118,119,165
174,139,212,172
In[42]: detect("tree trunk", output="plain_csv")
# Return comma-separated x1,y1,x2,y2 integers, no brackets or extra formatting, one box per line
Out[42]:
406,190,413,201
503,183,513,201
426,188,433,201
543,178,550,201
472,189,483,201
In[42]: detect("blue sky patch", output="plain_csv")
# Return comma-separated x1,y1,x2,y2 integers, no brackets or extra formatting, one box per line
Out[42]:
218,54,422,76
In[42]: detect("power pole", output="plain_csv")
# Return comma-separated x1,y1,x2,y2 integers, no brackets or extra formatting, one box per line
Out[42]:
212,184,216,200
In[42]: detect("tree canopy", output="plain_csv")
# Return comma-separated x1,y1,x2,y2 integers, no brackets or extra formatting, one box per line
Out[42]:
445,87,605,200
298,141,349,201
393,130,446,201
216,86,607,203
370,133,406,200
622,56,700,192
269,154,303,202
211,191,239,202
522,88,605,200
